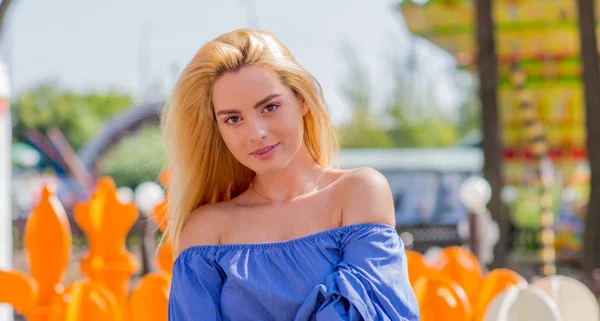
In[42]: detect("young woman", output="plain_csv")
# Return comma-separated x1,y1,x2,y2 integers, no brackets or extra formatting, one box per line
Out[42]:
162,28,419,321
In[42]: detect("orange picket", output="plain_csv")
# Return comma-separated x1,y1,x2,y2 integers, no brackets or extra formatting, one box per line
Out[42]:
152,188,173,273
49,280,124,321
130,273,171,321
24,186,72,306
405,250,437,286
157,242,174,274
0,270,38,319
74,177,140,317
474,268,527,321
430,246,484,306
413,277,473,321
0,185,71,321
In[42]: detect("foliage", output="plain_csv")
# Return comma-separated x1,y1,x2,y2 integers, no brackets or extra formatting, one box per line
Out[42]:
454,76,481,141
336,41,480,149
11,83,167,189
384,61,459,148
12,83,133,150
337,49,394,148
97,125,167,189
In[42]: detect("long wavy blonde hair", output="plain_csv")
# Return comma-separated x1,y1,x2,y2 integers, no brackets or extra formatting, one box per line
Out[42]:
161,29,339,254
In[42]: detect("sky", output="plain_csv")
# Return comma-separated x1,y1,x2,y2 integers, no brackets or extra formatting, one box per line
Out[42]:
0,0,459,125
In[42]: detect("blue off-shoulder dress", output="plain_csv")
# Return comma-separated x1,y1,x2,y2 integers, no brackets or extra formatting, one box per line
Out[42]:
168,222,420,321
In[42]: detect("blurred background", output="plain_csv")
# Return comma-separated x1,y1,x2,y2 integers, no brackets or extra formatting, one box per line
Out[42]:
3,0,600,319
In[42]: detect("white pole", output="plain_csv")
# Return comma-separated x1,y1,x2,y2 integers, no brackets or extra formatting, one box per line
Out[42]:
0,61,13,321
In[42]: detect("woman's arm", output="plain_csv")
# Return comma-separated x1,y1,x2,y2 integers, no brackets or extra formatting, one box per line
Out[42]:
295,168,420,321
169,206,226,320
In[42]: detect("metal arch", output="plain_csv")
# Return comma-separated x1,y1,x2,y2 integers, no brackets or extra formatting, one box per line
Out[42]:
78,101,165,172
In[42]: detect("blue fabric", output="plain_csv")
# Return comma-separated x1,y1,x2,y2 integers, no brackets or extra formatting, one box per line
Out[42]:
168,223,420,321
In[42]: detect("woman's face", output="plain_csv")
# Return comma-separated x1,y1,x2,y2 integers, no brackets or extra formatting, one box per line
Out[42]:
212,65,308,174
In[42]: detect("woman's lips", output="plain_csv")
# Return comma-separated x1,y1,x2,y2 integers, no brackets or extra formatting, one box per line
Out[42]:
251,143,279,160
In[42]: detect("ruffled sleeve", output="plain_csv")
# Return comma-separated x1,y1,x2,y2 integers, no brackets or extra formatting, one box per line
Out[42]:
168,248,223,321
295,224,420,321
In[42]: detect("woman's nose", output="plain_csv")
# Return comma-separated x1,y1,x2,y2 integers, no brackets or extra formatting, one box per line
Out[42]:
249,118,267,142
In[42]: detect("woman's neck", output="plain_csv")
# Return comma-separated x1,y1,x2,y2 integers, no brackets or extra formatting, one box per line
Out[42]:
252,147,324,202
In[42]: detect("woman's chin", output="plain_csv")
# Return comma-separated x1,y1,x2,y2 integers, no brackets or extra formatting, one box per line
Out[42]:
249,157,291,175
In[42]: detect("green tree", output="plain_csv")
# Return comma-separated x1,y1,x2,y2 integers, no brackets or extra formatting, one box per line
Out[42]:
452,69,481,142
337,38,480,149
98,125,166,189
10,83,169,190
338,109,394,148
337,47,393,148
384,52,459,148
12,83,133,150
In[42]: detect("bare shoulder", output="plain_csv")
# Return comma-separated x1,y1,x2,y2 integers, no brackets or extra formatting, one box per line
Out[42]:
337,167,395,227
177,202,231,255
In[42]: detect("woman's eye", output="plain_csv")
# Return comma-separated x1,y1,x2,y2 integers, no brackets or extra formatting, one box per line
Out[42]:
263,104,279,113
225,116,240,124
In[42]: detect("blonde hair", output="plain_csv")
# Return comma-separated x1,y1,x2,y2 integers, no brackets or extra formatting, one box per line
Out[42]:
161,29,339,254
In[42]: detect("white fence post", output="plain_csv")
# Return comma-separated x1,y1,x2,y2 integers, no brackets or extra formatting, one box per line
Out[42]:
0,61,14,321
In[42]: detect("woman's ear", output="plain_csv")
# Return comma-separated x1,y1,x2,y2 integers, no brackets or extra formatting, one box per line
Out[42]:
292,88,309,116
299,96,309,116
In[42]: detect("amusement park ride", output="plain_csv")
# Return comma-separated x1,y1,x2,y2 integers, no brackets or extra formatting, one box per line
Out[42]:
400,0,596,264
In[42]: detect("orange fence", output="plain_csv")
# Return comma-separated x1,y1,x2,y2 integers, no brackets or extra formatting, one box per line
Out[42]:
408,247,528,321
0,177,171,321
1,175,565,320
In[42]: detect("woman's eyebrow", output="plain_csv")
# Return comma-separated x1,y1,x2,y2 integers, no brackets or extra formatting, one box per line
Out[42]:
215,93,281,116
